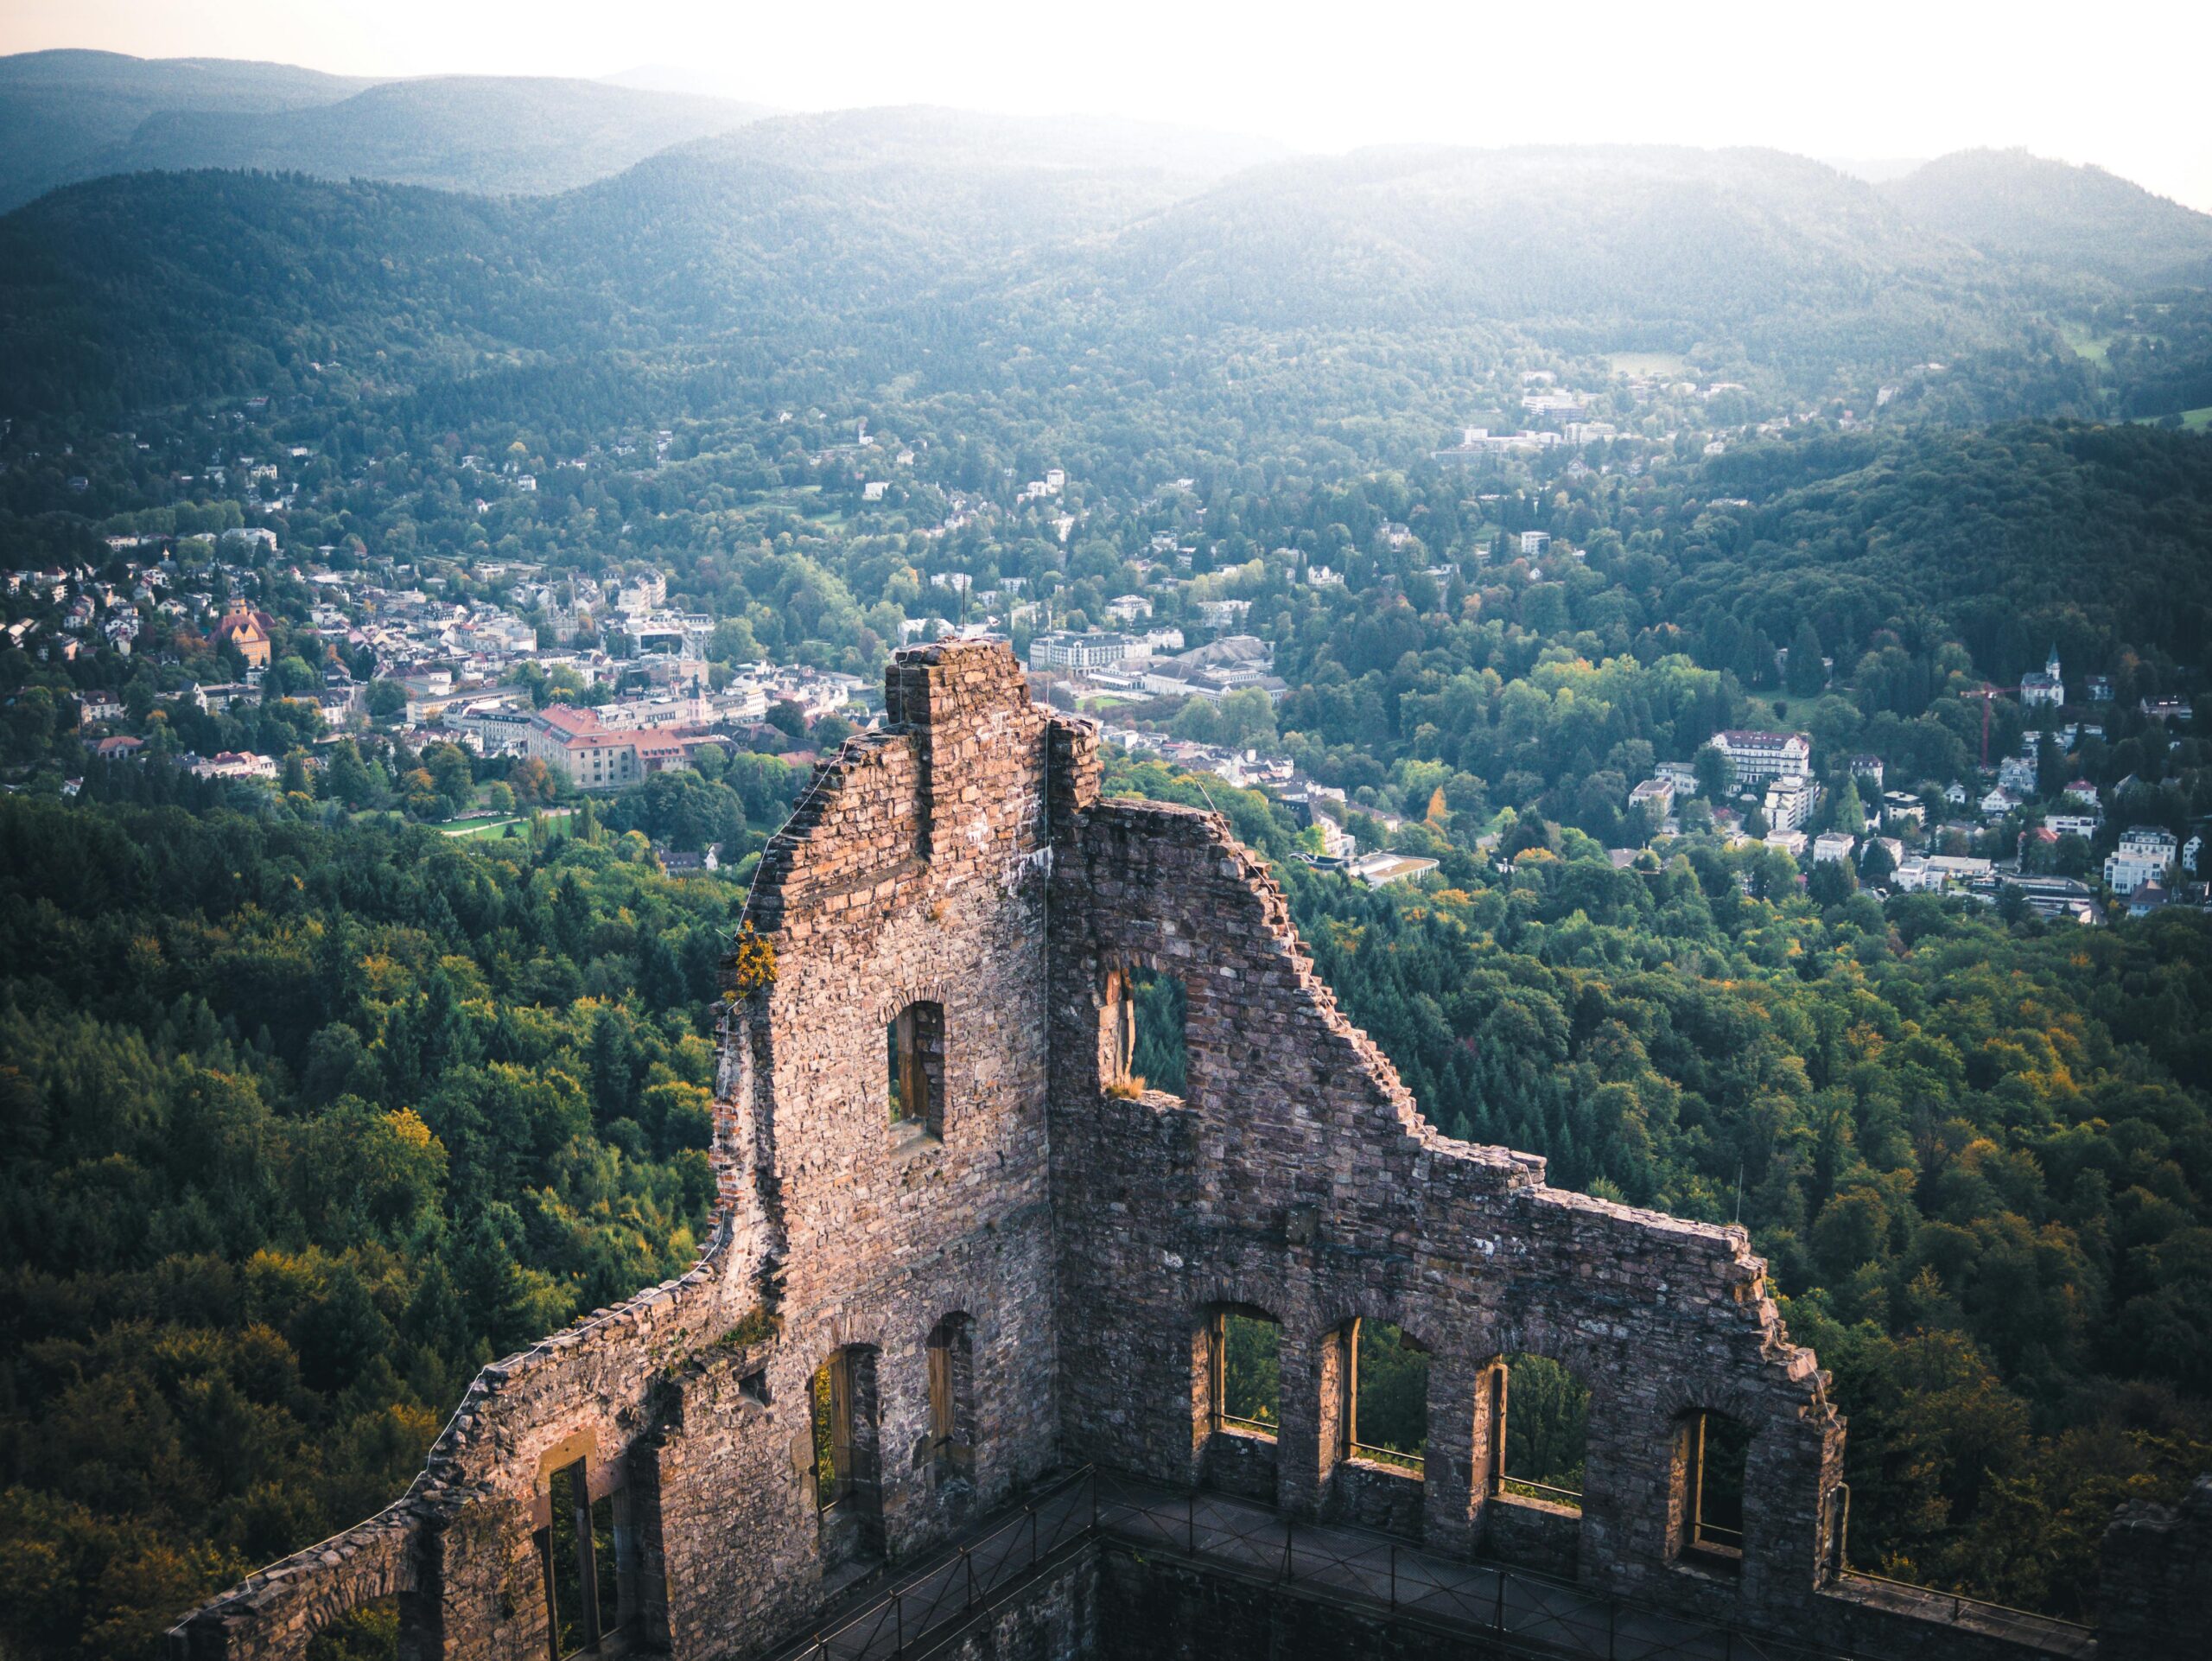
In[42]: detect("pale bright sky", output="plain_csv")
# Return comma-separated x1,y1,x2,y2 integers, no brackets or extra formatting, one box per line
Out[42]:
10,0,2212,211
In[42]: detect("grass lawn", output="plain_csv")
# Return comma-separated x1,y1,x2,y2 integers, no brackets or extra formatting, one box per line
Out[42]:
441,808,575,841
1606,351,1692,379
2129,406,2212,433
2058,321,2113,364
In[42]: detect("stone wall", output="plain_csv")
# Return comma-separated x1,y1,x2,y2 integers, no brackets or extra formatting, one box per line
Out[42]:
1045,792,1845,1631
170,641,2190,1661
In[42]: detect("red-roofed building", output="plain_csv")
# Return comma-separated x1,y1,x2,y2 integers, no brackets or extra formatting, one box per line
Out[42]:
213,599,274,669
526,703,710,791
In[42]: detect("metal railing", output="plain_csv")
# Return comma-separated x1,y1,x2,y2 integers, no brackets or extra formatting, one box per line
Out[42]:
1497,1475,1583,1508
1217,1410,1277,1436
773,1466,2090,1661
1839,1569,2094,1655
1347,1441,1425,1475
780,1467,1096,1661
1091,1470,1873,1661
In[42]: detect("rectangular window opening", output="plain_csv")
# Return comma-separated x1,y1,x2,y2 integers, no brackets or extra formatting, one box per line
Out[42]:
887,1001,945,1137
1211,1310,1281,1439
1492,1353,1589,1511
1104,965,1187,1098
1681,1410,1751,1568
534,1462,631,1659
811,1356,850,1511
1347,1319,1427,1476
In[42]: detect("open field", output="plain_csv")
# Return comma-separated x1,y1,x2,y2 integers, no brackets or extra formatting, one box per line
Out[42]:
2129,405,2212,432
439,808,575,840
1606,350,1693,378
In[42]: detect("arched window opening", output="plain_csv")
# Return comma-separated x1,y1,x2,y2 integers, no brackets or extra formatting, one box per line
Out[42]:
1207,1308,1281,1437
1491,1353,1590,1510
887,1001,944,1140
305,1599,398,1661
926,1313,977,1481
810,1346,884,1569
536,1457,634,1658
1675,1409,1751,1570
1103,964,1185,1098
1340,1319,1428,1475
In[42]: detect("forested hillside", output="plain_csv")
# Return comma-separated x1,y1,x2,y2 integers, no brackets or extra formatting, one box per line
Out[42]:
0,49,365,211
84,76,775,199
0,792,745,1658
0,50,774,210
0,122,2133,431
1884,149,2212,286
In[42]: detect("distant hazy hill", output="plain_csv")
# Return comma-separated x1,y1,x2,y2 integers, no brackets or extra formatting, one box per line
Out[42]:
84,75,776,199
0,106,1236,415
1084,144,2010,361
520,105,1300,346
1883,150,2212,285
0,48,364,210
0,117,2165,421
0,52,774,208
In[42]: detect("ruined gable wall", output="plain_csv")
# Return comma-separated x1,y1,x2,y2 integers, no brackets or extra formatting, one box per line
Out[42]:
172,644,1069,1661
1046,793,1847,1629
649,641,1069,1655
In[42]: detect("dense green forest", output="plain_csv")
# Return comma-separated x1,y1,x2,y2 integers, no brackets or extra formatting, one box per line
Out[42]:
0,792,741,1658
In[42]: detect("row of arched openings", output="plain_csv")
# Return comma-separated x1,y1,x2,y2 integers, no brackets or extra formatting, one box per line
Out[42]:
809,1313,976,1573
1199,1306,1748,1567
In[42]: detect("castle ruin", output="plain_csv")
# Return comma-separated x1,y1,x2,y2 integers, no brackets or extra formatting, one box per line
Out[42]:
172,642,2203,1661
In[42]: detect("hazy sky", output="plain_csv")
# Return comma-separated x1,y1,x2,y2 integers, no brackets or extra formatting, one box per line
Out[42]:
11,0,2212,211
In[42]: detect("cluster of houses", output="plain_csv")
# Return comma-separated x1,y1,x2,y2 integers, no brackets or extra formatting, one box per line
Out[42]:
1599,691,2202,920
1027,629,1287,703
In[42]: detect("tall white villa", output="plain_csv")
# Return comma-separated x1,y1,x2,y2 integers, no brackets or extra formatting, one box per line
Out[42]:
2022,645,2064,709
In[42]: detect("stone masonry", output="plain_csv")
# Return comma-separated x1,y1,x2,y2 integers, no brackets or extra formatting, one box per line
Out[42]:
169,641,2200,1661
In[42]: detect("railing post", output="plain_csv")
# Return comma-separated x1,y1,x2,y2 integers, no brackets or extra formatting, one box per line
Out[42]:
1494,1566,1506,1631
1027,1503,1038,1570
1607,1598,1616,1660
894,1590,903,1658
1281,1517,1294,1584
1187,1490,1196,1556
963,1545,974,1610
1389,1543,1397,1611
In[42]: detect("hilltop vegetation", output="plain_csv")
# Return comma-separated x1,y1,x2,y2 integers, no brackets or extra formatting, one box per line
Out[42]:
86,76,776,200
0,49,772,210
1884,149,2212,287
0,49,365,211
0,792,742,1658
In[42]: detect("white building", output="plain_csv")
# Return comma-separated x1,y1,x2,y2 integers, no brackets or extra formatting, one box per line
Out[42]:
1027,631,1133,673
2020,645,2063,709
1813,832,1857,863
2105,826,2178,894
1894,855,1995,893
1350,851,1440,888
1103,594,1154,624
1764,773,1819,834
1707,730,1812,789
